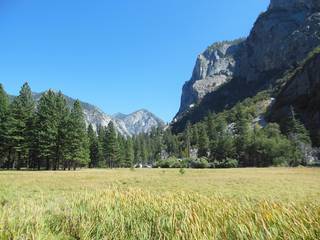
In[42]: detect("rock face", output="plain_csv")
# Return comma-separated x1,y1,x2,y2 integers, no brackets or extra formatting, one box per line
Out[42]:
178,39,244,115
174,0,320,130
65,99,164,136
236,0,320,83
270,50,320,145
113,109,165,135
269,0,320,10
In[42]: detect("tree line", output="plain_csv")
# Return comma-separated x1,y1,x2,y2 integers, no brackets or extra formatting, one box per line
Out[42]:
154,92,314,168
0,83,163,170
0,83,90,170
0,83,314,170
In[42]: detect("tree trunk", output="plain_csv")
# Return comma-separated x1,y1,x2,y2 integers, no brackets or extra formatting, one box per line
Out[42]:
16,152,21,170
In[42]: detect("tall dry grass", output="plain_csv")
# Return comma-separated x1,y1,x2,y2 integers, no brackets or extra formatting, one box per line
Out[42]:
0,168,319,239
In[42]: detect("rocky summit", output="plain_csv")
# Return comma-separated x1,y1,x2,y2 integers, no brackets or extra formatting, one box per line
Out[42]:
173,0,320,132
61,97,165,136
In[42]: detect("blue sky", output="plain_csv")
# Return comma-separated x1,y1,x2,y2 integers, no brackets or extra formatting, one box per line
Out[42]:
0,0,269,122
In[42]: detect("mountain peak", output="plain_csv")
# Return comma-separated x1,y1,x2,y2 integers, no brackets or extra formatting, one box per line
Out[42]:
113,109,165,135
10,91,164,136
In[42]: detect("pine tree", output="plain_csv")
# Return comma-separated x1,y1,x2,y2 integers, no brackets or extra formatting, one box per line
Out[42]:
198,124,209,158
206,112,216,140
67,100,89,169
140,137,148,164
104,122,119,168
124,138,134,167
234,104,251,166
10,83,35,169
285,107,312,166
0,84,9,167
182,121,192,158
117,135,126,167
210,117,235,161
87,124,100,168
50,91,70,170
286,107,311,144
35,90,59,170
133,136,141,165
191,125,199,147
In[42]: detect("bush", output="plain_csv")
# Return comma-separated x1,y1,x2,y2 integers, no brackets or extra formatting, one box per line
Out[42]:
223,158,238,168
190,158,209,169
154,157,183,168
213,158,238,168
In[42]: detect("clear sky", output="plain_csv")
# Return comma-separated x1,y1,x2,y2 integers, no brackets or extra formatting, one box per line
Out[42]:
0,0,269,122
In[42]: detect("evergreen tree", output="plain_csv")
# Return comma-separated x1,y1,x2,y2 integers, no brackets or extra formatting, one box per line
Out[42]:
210,117,235,161
182,121,192,158
54,92,70,170
191,125,199,147
206,112,216,140
87,124,100,168
117,135,126,167
286,107,311,144
234,104,251,166
104,122,119,168
198,124,209,158
96,125,107,167
10,83,35,169
35,90,59,170
140,137,148,164
0,84,9,167
134,137,142,164
285,107,312,166
125,138,134,167
67,100,89,169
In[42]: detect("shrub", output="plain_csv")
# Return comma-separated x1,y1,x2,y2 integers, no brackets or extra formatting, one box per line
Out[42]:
223,158,238,168
213,158,238,168
190,158,209,169
154,157,182,168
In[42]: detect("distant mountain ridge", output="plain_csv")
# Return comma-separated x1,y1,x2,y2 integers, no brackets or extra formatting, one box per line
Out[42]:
113,109,166,135
9,91,165,136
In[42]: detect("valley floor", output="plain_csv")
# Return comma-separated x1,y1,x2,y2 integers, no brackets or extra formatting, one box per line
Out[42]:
0,168,319,239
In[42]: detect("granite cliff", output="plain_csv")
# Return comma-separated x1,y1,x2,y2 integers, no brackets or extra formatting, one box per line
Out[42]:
173,0,320,133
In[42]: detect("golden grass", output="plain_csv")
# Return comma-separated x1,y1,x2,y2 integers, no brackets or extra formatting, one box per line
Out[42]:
0,168,319,239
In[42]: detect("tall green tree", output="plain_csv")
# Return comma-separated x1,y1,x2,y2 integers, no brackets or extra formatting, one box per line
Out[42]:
182,121,192,158
35,90,59,170
10,83,35,169
285,107,312,166
87,124,100,168
234,104,251,166
67,100,89,169
198,124,209,158
0,84,10,167
210,117,235,161
124,137,134,167
104,122,119,168
54,92,71,170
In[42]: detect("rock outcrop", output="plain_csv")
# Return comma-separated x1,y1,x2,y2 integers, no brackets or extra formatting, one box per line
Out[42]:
113,109,165,135
173,0,320,132
178,39,244,115
67,100,165,136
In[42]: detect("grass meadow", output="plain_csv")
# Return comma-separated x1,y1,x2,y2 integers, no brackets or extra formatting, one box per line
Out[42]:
0,168,319,239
